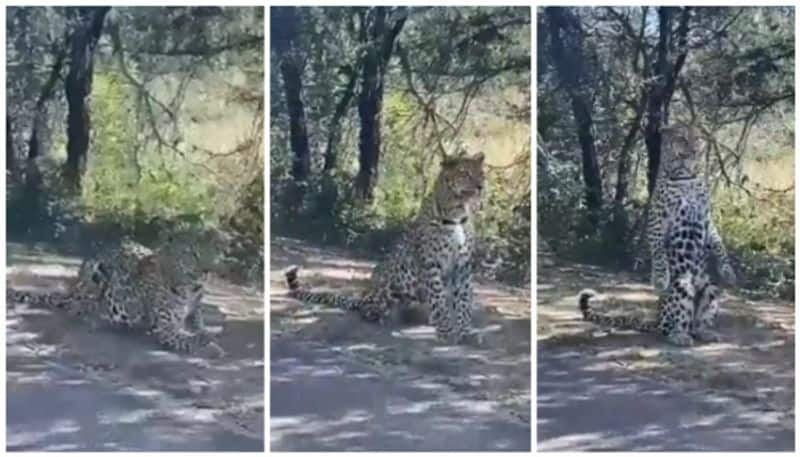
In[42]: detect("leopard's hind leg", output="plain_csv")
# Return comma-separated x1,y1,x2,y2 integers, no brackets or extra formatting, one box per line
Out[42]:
690,273,721,343
659,274,697,347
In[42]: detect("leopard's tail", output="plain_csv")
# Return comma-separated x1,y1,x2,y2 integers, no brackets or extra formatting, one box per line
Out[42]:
284,265,368,314
578,289,659,334
6,287,71,309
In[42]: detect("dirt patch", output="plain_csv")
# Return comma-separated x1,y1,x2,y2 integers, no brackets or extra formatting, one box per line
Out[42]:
537,258,795,423
270,236,532,423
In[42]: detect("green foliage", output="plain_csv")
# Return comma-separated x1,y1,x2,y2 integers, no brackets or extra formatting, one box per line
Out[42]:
82,71,217,228
270,6,531,284
715,188,793,257
537,6,794,295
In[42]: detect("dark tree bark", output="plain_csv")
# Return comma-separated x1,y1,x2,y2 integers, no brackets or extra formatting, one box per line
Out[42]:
323,65,358,173
29,37,68,163
614,94,648,206
6,116,14,172
272,7,311,183
64,6,110,188
545,7,603,227
643,6,691,194
355,7,406,200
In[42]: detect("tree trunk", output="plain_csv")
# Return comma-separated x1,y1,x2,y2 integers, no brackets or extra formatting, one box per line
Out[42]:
323,65,357,173
29,37,68,163
613,94,648,205
545,7,603,227
643,7,691,194
64,6,110,188
272,7,311,184
355,7,406,200
6,116,14,172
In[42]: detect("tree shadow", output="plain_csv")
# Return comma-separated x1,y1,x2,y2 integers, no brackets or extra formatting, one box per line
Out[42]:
269,236,531,451
6,243,265,451
536,258,795,451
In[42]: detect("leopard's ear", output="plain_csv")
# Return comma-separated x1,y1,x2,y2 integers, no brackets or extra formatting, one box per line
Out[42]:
473,151,485,163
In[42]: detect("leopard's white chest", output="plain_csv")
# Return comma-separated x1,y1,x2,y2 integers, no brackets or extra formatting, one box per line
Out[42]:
444,223,467,247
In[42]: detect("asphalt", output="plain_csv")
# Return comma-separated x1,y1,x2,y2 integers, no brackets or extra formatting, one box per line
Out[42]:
537,348,794,451
270,337,531,451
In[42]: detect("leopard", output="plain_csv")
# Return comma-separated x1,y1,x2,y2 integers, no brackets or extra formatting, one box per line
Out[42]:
8,237,224,356
579,122,734,346
285,152,486,343
579,272,721,346
7,255,112,316
647,123,736,292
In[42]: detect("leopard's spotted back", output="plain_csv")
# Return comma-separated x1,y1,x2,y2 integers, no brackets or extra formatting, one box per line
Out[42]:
286,152,486,343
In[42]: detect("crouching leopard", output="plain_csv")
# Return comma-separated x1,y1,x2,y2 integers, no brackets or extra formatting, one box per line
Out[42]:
7,236,224,356
579,123,735,346
285,152,486,343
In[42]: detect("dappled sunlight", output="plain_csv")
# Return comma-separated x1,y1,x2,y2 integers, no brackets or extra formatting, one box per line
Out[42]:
537,257,795,451
7,243,264,451
271,237,531,451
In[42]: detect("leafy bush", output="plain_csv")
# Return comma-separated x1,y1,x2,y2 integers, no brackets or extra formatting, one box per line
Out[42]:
82,71,217,228
271,90,532,284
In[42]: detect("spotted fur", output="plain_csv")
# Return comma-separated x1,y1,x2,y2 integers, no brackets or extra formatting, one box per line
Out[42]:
8,238,223,356
582,123,731,345
579,272,721,346
285,153,486,343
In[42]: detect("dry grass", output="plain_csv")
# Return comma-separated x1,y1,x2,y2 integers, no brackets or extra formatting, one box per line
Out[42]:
461,89,530,168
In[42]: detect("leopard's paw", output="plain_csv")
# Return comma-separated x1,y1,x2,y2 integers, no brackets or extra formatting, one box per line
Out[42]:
666,331,694,347
198,341,226,358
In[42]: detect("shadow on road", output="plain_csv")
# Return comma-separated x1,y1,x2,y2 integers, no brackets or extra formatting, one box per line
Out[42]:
6,241,264,451
270,236,531,451
536,257,794,451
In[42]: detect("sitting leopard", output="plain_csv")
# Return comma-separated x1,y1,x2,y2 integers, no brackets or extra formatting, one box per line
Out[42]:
8,237,223,356
580,123,733,345
285,152,485,343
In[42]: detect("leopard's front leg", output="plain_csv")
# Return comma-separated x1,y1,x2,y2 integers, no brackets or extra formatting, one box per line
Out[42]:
647,190,671,292
449,252,477,343
423,260,454,342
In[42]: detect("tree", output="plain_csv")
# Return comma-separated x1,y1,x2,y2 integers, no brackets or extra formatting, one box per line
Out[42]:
537,6,794,263
544,7,603,227
354,7,407,200
272,7,311,184
64,6,110,187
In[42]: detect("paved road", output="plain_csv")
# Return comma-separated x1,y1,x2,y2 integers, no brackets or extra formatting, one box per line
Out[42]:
537,349,794,451
271,337,531,451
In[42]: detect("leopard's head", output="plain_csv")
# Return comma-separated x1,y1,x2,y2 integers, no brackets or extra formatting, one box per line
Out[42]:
156,229,225,281
434,152,486,221
72,258,111,298
660,122,702,180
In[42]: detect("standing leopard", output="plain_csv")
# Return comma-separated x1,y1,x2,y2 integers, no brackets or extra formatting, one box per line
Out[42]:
579,272,721,346
579,123,734,346
8,237,223,356
647,123,736,292
285,152,485,343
